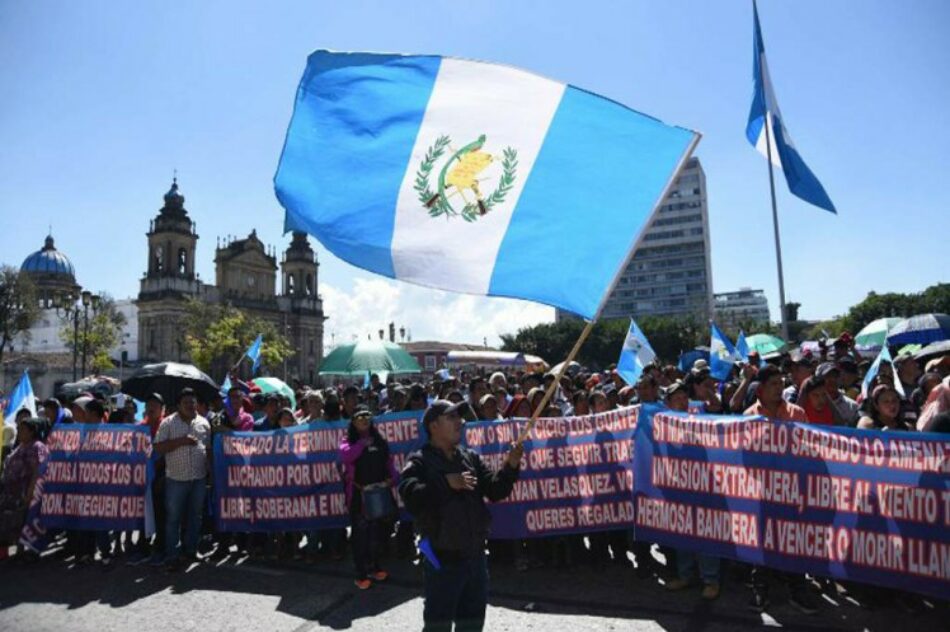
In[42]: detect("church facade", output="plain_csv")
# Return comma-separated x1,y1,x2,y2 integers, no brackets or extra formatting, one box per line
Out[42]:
136,179,326,384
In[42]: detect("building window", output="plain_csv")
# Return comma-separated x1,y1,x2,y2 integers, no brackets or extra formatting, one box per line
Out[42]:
425,355,436,370
306,274,313,296
287,274,295,294
178,248,187,275
155,246,164,273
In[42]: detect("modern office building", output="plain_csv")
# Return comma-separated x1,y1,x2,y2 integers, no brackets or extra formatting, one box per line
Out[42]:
714,287,771,329
556,156,714,323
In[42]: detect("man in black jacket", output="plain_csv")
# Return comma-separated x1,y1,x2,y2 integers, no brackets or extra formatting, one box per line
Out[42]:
399,400,523,632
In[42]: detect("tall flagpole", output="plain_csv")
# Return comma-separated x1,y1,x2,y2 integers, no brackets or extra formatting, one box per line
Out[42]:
761,105,789,342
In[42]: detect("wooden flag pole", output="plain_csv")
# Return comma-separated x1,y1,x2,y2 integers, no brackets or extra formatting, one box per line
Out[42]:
516,318,597,444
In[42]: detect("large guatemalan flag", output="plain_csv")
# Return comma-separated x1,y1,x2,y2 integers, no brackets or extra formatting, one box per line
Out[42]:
275,51,698,320
746,2,836,214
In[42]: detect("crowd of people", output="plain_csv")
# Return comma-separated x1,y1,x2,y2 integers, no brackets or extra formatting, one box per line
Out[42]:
1,335,949,622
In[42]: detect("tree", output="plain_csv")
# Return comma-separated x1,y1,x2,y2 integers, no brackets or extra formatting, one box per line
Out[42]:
182,298,293,379
0,266,41,365
59,294,127,375
831,283,950,335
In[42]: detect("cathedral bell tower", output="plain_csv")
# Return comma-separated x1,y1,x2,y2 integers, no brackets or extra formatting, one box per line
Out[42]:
137,178,202,362
281,231,318,297
146,178,198,281
278,231,325,385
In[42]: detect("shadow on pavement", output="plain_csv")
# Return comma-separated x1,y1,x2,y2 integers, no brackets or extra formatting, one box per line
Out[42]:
0,541,946,631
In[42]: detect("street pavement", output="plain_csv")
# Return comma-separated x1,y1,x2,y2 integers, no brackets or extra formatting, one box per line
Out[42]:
1,544,946,632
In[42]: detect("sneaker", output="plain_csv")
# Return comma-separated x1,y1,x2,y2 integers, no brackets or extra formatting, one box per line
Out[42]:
665,578,693,591
788,587,819,615
354,578,372,590
372,570,388,582
748,588,769,612
701,583,720,600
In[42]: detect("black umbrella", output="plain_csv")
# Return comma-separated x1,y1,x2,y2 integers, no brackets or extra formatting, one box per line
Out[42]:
914,340,950,363
121,362,219,405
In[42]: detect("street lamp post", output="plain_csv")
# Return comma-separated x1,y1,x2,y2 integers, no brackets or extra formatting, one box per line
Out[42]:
57,289,100,381
79,291,101,377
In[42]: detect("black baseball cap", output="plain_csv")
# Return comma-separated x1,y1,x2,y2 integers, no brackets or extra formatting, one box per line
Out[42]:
145,392,164,405
422,399,462,429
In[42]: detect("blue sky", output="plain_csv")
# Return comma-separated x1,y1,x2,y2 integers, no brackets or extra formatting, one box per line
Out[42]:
2,1,948,346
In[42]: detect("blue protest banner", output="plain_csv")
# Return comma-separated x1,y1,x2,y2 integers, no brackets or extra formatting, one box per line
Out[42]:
633,404,950,600
462,408,637,539
213,411,423,532
20,424,155,550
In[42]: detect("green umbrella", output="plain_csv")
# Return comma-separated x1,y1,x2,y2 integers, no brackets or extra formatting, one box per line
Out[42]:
745,333,788,356
318,339,422,376
854,317,902,354
252,377,296,409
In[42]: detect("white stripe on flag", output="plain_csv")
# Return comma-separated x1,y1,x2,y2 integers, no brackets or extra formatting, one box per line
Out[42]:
391,58,566,294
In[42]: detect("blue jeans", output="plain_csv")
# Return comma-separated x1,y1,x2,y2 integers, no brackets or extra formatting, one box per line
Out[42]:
165,478,206,560
677,550,720,584
423,552,489,632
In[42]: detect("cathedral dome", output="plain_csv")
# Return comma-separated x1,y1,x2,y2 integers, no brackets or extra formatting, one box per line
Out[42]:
20,235,76,280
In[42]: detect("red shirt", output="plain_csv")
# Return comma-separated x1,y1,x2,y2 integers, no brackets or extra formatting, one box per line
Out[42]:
140,415,163,438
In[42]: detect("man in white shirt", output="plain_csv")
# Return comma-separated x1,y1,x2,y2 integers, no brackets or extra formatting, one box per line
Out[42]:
154,387,211,571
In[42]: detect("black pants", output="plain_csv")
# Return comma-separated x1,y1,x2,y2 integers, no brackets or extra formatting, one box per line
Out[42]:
351,511,382,578
423,552,489,632
151,475,166,556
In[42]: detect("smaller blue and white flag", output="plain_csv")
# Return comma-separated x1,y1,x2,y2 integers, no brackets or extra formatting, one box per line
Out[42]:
736,330,751,362
861,346,893,401
616,319,657,386
710,324,741,381
747,1,836,213
245,334,263,375
3,370,37,427
220,375,233,398
735,330,764,367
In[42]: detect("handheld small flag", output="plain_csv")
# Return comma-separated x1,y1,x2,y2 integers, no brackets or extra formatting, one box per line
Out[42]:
710,324,741,381
3,370,37,427
747,1,836,213
275,51,698,319
736,330,751,362
861,346,893,401
245,334,263,375
616,319,656,386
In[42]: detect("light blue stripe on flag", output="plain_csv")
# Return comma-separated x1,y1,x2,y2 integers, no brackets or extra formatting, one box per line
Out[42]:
277,52,441,277
490,86,695,317
3,370,36,425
